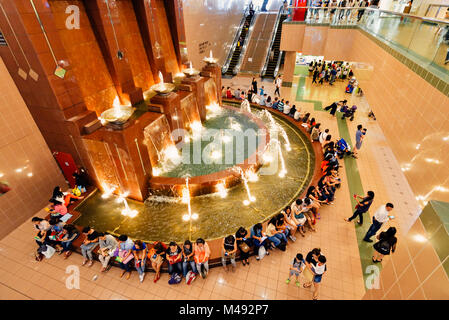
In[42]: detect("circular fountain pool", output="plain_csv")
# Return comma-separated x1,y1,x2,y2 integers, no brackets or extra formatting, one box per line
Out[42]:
74,105,315,242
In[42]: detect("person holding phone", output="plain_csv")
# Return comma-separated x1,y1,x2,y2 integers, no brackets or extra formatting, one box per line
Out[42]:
344,191,375,225
363,203,394,242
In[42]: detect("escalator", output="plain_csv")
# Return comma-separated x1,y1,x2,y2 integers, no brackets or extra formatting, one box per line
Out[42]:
222,12,255,77
262,13,288,79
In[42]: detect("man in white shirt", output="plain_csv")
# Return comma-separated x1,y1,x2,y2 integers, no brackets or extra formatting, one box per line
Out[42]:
283,101,291,115
363,203,394,242
319,129,329,144
274,75,282,96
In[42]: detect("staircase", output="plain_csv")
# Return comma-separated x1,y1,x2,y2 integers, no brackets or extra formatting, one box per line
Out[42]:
264,14,288,79
224,14,253,76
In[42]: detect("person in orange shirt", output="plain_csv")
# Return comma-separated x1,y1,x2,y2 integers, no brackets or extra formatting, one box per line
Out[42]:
194,238,210,279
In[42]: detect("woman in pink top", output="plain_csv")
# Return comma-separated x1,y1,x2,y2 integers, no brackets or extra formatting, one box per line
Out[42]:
50,200,68,216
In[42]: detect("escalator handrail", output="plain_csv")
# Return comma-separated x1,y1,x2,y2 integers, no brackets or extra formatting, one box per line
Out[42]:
233,6,260,75
222,6,250,74
261,6,284,77
273,51,284,79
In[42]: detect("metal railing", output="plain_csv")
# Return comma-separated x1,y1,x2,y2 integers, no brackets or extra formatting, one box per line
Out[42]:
424,3,449,18
261,6,284,77
221,6,250,74
232,5,260,75
273,51,284,78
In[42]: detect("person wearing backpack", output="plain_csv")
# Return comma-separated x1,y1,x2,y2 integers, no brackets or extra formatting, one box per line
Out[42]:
372,227,397,263
363,203,394,242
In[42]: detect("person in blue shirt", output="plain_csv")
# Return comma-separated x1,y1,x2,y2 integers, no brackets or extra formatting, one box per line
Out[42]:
250,223,270,260
259,86,265,96
286,253,305,286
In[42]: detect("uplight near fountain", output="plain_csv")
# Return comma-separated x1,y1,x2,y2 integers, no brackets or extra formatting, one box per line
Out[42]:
203,50,218,65
151,71,176,95
99,96,134,129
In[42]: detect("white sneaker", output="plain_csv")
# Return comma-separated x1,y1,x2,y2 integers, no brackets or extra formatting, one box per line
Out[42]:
139,274,144,282
289,235,297,242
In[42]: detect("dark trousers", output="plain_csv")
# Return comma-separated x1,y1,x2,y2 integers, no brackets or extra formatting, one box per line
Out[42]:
348,208,366,225
357,10,364,21
168,262,182,275
364,217,383,240
119,261,132,272
274,87,280,96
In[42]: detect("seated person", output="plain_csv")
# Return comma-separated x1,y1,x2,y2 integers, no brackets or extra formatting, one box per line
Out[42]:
166,241,183,276
98,232,118,272
47,199,68,218
80,226,100,267
117,234,134,279
293,106,302,121
250,223,270,260
148,241,167,283
60,224,79,259
266,217,287,250
336,138,352,158
194,238,210,278
182,240,197,280
133,240,148,283
235,227,252,266
221,235,237,272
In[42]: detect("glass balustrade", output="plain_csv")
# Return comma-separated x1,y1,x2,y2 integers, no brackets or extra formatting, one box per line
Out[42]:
285,7,449,83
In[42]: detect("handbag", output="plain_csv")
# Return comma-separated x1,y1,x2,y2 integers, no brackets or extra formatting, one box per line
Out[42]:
239,242,250,253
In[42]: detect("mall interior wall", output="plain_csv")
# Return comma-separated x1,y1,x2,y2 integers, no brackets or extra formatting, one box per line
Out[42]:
0,58,66,240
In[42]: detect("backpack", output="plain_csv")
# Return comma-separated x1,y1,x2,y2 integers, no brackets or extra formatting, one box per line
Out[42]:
168,273,182,285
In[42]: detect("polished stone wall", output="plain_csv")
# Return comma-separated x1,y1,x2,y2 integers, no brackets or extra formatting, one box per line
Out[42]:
0,57,66,239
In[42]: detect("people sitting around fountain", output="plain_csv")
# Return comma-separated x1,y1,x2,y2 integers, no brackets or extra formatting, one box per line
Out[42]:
322,135,333,149
60,224,79,259
265,95,272,108
277,99,285,112
117,234,134,280
194,238,210,279
259,86,265,96
282,206,302,239
306,117,317,134
291,201,307,236
271,97,279,109
311,123,321,142
250,223,270,260
132,240,148,283
301,198,318,228
288,105,297,118
48,216,65,253
259,93,268,106
182,240,197,283
32,216,54,249
222,235,237,272
80,226,100,267
72,167,89,194
226,87,233,99
240,90,246,100
98,232,118,272
307,186,329,207
234,88,241,99
319,129,330,144
293,106,302,121
52,186,84,207
266,217,288,251
283,100,291,115
221,86,226,98
48,199,68,218
235,227,251,266
317,173,336,203
247,90,254,102
301,112,311,123
166,241,183,278
277,212,296,242
148,241,167,283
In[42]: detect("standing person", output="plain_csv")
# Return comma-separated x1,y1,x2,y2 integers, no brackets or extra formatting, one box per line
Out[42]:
251,77,258,94
310,255,327,300
80,226,100,267
194,238,210,278
247,89,253,102
353,124,364,158
98,232,118,272
235,227,251,266
303,248,321,289
286,253,306,286
372,227,397,263
319,69,325,84
344,191,375,225
117,234,135,279
133,240,148,282
363,203,395,242
357,0,368,21
312,68,320,84
221,235,237,272
329,67,337,85
274,75,282,96
338,0,347,20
